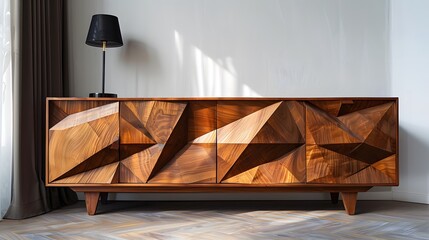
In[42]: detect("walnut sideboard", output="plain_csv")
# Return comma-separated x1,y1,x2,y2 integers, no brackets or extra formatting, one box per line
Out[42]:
46,97,398,215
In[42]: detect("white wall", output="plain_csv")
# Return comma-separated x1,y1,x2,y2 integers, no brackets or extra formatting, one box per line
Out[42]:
67,0,393,201
390,0,429,204
68,0,390,98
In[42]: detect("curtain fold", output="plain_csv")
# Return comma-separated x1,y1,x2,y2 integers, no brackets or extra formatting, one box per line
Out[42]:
0,0,12,221
5,0,76,219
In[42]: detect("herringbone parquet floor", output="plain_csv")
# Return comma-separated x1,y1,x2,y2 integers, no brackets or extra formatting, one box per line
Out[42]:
0,200,428,239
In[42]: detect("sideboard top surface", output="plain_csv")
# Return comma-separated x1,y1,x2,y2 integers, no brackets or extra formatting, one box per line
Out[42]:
47,97,399,101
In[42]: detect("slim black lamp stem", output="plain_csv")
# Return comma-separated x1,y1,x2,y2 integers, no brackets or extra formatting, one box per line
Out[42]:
102,41,106,94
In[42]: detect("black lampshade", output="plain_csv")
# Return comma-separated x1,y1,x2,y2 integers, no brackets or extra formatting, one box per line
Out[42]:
86,14,123,48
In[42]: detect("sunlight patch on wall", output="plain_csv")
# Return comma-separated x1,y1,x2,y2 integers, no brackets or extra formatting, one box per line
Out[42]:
193,47,238,96
242,84,261,97
174,30,184,67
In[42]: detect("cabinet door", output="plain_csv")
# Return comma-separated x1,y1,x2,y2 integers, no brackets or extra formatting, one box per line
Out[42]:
48,100,120,184
119,100,217,183
217,100,306,184
306,100,398,184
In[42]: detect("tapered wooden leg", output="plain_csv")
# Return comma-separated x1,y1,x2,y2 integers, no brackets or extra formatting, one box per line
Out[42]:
341,192,358,215
85,192,100,215
100,192,109,204
330,192,339,204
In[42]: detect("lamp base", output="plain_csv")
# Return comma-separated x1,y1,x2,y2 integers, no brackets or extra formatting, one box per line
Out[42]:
89,93,118,98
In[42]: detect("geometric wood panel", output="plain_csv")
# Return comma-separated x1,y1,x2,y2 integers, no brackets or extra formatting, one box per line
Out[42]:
47,98,398,188
119,101,216,183
49,100,116,128
48,101,119,183
217,100,306,184
306,100,397,184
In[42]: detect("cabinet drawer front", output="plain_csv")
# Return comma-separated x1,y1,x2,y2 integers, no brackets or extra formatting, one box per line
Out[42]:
48,100,119,184
119,101,217,184
306,100,398,184
216,100,306,184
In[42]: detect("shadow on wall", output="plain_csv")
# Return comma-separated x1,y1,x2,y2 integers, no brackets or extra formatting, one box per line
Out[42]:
395,126,429,198
121,39,161,96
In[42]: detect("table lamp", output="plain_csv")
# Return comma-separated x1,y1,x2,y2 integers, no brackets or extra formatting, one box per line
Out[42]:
86,14,123,97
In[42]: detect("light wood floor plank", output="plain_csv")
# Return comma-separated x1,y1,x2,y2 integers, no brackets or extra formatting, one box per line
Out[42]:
0,201,428,239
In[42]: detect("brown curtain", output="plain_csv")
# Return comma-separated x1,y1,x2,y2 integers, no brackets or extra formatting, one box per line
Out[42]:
6,0,77,219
